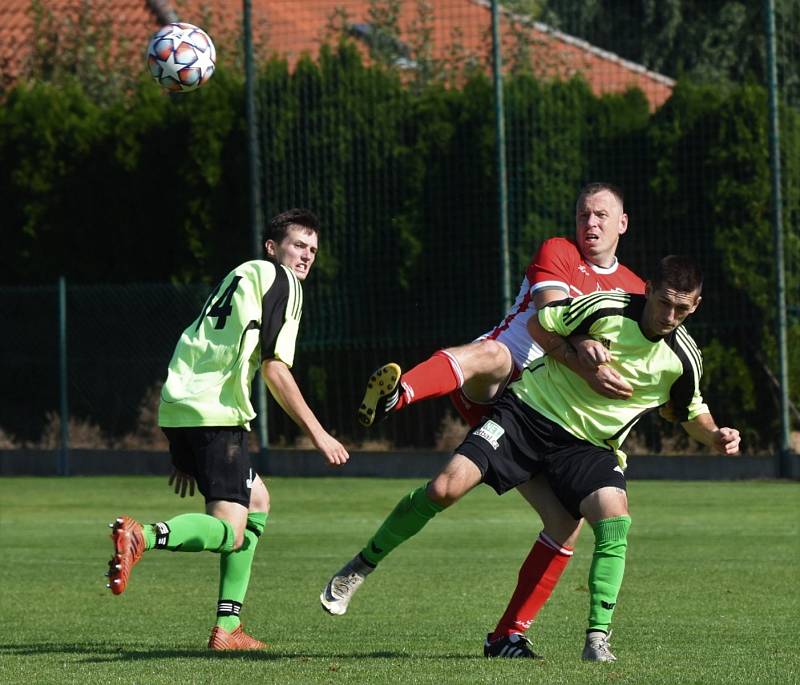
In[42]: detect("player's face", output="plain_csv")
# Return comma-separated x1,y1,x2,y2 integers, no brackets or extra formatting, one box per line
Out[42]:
641,283,702,338
266,226,318,281
575,190,628,268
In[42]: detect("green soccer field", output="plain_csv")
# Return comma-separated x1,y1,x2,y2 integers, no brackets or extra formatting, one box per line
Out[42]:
0,476,797,684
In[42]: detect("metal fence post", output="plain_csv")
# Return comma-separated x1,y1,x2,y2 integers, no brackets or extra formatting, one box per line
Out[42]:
244,0,269,471
491,0,511,315
764,0,792,477
58,276,70,476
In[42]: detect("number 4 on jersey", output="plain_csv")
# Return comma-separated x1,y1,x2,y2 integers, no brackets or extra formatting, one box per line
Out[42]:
195,276,242,330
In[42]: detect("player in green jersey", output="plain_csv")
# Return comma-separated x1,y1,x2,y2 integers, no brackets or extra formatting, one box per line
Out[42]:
105,208,349,650
320,254,740,662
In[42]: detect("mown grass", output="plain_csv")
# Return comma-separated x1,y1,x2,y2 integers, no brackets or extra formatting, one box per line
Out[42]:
0,476,797,684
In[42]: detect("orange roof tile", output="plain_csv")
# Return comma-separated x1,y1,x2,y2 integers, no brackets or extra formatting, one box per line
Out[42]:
0,0,673,109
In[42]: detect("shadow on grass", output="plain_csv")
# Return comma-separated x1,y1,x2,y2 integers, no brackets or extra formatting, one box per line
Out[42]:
0,643,487,661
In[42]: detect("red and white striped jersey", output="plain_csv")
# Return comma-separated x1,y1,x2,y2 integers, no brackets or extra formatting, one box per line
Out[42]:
480,237,644,370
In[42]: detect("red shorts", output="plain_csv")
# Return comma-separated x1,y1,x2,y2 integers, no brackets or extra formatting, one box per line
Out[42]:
448,366,522,428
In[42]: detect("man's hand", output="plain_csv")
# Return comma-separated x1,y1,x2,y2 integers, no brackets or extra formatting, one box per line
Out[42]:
568,336,632,399
573,337,612,368
313,432,350,466
169,468,196,497
712,427,741,455
682,414,741,455
585,365,634,399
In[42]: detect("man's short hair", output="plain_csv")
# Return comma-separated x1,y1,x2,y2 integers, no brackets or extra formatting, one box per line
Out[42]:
264,208,320,244
576,182,624,211
651,255,704,293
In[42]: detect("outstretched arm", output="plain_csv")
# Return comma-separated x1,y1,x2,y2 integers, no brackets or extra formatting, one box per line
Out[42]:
261,358,350,466
681,413,741,455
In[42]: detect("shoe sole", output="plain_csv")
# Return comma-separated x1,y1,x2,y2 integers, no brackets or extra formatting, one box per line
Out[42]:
357,363,401,427
107,516,143,595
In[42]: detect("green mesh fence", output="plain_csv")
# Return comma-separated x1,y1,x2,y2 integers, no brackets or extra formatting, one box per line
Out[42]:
1,0,798,455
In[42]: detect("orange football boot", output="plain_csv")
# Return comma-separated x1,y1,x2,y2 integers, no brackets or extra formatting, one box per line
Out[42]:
106,515,145,595
208,625,267,651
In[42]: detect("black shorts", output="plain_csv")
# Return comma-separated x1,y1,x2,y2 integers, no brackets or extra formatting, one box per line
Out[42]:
456,393,626,520
162,427,254,507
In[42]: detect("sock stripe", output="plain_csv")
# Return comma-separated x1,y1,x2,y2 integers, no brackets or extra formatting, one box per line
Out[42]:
153,521,170,549
438,349,465,387
385,388,401,410
400,380,414,403
538,531,574,556
216,600,242,617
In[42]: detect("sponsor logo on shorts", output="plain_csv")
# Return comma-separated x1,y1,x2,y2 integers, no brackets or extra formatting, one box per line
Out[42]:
473,419,505,450
613,465,625,476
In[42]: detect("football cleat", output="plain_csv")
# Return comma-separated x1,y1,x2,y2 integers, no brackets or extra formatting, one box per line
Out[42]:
106,515,145,595
208,625,267,650
320,557,370,615
484,632,542,659
581,630,617,662
357,362,402,427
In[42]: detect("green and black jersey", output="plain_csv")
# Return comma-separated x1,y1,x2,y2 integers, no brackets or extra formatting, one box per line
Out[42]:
159,260,303,429
511,291,708,468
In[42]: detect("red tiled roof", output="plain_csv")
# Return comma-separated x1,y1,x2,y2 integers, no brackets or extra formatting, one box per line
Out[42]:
0,0,160,87
0,1,673,109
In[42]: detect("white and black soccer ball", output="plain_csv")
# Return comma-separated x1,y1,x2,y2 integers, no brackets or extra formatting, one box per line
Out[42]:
146,22,216,93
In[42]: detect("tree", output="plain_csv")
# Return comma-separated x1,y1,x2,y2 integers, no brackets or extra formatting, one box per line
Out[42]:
526,0,799,103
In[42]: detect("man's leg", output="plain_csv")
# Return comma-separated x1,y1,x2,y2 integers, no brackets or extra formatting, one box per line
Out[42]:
357,340,512,426
209,476,269,650
107,512,237,594
580,486,631,663
213,477,268,632
320,454,483,615
488,475,582,644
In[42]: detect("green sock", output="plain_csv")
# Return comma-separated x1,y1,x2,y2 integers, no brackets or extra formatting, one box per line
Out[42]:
587,515,631,632
146,513,235,553
216,512,268,632
360,486,444,566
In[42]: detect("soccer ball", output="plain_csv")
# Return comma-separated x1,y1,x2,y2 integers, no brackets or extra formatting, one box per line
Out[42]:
146,22,216,93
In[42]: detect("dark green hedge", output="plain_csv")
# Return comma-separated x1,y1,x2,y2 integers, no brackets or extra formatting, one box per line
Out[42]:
1,43,797,449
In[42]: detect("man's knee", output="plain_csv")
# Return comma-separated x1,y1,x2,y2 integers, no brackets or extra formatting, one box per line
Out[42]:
580,486,629,524
471,339,512,377
249,476,270,514
207,501,249,550
518,477,583,546
426,455,482,506
425,476,460,507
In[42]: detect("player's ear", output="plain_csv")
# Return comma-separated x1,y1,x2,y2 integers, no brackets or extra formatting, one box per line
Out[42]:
618,212,629,235
265,239,276,258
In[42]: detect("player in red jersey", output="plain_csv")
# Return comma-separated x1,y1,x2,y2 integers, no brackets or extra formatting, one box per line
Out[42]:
331,183,645,658
357,185,644,430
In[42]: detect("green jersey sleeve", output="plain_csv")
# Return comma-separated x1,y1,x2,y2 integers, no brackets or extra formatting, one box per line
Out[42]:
259,264,303,368
665,325,709,421
537,291,633,337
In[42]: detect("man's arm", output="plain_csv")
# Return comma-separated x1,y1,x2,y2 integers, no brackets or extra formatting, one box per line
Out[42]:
261,358,349,466
681,413,741,455
530,289,632,399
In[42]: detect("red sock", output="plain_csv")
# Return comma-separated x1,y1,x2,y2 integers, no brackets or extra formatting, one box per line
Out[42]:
395,350,463,411
490,532,573,640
